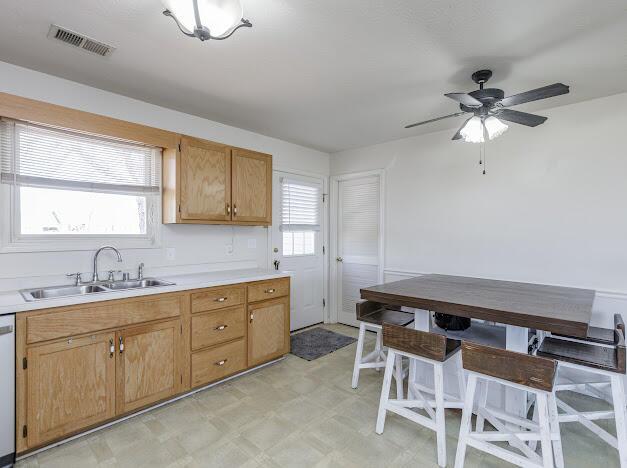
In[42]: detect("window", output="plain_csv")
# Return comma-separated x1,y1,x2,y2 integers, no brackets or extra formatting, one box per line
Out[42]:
280,177,321,256
0,119,161,251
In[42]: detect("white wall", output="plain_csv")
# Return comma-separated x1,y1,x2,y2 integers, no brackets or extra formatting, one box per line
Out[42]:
0,61,330,291
332,92,627,327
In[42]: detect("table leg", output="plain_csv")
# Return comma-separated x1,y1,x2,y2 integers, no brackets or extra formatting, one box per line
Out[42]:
404,308,430,398
505,324,529,420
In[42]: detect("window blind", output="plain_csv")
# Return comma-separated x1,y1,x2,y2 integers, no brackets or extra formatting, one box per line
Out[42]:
0,119,161,194
280,177,321,232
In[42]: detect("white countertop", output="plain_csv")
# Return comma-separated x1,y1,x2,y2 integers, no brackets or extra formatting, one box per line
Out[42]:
0,268,291,315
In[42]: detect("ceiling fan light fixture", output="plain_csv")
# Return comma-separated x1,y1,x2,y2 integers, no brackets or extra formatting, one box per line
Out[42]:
484,116,508,140
459,116,485,143
162,0,251,41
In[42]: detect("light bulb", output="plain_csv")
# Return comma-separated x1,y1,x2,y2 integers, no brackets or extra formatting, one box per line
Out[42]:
460,116,485,143
484,116,508,140
162,0,243,37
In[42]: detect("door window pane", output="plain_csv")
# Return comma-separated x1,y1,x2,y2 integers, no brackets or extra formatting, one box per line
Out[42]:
283,231,315,256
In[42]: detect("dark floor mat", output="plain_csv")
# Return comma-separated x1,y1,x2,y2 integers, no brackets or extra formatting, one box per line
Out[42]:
290,327,356,361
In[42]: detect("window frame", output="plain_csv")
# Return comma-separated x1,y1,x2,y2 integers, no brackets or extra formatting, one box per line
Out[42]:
0,126,162,253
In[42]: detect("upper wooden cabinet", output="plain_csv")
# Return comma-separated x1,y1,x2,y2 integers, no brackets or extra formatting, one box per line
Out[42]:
163,136,272,226
179,137,231,222
231,148,272,224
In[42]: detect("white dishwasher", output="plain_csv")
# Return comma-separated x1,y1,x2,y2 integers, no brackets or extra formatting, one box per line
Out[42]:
0,314,14,468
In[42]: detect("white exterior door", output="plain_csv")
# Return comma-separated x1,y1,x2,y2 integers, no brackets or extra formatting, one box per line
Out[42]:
272,172,324,331
335,175,382,327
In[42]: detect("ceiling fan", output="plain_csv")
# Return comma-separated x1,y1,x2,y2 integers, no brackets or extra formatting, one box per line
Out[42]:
405,70,569,143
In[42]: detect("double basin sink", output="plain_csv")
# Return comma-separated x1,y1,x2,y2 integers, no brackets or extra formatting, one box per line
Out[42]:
21,278,174,302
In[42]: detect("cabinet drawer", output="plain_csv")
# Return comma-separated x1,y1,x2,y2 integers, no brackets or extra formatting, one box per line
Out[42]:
192,306,245,351
247,278,289,303
191,338,246,387
27,296,182,344
191,285,245,313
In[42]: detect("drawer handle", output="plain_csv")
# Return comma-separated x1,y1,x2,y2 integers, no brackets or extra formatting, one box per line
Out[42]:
265,288,276,294
214,324,228,331
215,359,228,366
250,312,254,323
215,297,228,302
109,338,114,358
119,336,124,354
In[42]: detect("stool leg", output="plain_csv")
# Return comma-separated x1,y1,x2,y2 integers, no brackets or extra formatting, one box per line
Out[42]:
475,380,488,433
537,392,554,468
548,392,564,468
376,350,396,434
375,329,383,372
434,362,447,467
456,352,466,401
351,322,366,389
454,374,478,468
610,374,627,467
394,354,404,399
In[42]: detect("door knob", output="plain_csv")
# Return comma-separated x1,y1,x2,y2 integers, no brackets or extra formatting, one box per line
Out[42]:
336,257,343,262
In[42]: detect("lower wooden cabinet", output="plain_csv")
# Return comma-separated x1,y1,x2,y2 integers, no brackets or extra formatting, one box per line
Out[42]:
116,319,182,414
26,332,116,447
248,296,290,367
191,338,247,387
16,278,290,454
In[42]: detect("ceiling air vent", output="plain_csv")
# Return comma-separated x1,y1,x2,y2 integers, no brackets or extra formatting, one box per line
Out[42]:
47,25,115,57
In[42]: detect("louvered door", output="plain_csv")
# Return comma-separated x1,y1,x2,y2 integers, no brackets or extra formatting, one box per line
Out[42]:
336,175,382,326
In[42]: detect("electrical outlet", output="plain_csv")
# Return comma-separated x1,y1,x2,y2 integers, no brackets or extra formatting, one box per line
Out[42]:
165,248,176,261
226,244,234,255
247,238,257,249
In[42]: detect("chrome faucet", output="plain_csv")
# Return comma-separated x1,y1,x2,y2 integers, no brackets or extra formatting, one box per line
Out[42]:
92,246,123,282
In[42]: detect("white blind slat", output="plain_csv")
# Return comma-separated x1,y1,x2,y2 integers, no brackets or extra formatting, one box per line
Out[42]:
280,177,321,232
0,119,160,194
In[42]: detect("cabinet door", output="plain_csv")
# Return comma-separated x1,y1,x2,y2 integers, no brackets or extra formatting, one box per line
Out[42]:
27,333,115,447
116,319,181,414
248,296,290,367
231,148,272,224
180,136,231,221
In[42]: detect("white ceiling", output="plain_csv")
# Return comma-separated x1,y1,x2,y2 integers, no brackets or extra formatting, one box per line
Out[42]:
0,1,625,153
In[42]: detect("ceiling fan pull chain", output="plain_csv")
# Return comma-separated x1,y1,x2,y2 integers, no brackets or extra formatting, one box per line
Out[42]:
483,143,487,175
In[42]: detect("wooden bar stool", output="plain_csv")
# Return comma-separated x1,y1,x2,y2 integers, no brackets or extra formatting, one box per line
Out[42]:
537,314,627,467
376,323,465,468
352,301,414,394
455,341,563,468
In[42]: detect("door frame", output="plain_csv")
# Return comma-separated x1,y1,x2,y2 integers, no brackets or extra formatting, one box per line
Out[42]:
329,169,385,324
268,166,330,323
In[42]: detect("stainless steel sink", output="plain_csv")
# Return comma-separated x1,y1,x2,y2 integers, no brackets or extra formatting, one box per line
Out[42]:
21,284,109,301
20,278,174,302
101,278,174,290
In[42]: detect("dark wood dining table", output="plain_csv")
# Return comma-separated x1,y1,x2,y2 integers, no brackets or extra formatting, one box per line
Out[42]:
360,274,596,417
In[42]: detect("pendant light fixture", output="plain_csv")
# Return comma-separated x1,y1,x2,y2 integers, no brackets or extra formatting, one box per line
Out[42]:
162,0,252,41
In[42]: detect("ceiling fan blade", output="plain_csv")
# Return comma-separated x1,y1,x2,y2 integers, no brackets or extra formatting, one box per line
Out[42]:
405,111,467,129
499,83,569,107
452,116,473,140
496,109,547,127
444,93,483,108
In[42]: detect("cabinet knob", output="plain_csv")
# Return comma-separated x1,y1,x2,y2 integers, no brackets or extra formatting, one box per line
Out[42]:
215,359,228,366
249,312,254,323
233,205,238,216
226,204,231,215
109,338,114,358
119,336,124,354
214,324,228,331
214,297,227,303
